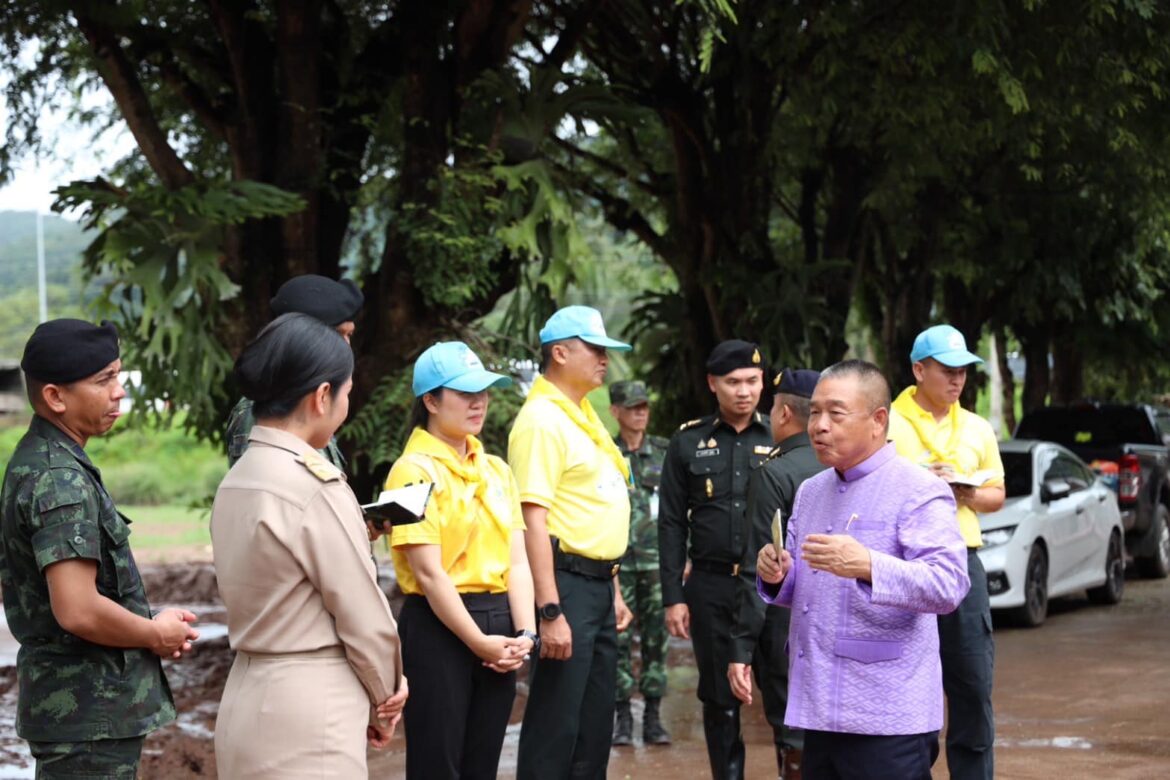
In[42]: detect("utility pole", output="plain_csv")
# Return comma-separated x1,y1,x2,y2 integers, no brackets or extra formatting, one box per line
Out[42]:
36,210,48,323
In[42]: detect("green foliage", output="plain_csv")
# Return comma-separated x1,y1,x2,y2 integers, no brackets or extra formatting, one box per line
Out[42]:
0,415,226,506
54,179,305,442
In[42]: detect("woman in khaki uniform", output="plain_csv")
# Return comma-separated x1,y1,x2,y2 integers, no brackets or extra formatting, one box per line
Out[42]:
212,313,407,778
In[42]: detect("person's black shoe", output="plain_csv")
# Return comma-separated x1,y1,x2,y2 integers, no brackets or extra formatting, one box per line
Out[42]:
613,700,633,746
643,697,672,745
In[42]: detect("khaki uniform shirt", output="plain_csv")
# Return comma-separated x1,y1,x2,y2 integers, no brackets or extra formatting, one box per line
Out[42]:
212,426,402,708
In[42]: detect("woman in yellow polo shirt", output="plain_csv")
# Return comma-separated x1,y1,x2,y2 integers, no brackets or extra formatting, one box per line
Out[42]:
386,341,536,780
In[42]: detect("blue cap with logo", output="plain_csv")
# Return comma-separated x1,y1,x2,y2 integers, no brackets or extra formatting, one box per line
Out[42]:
910,325,983,367
539,305,631,351
412,341,513,397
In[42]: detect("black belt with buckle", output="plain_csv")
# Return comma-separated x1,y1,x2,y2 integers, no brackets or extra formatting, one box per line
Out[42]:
690,559,744,577
552,540,621,580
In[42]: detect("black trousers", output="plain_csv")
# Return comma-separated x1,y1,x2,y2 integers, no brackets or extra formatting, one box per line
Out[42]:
939,549,995,780
803,729,940,780
400,593,516,780
753,604,803,751
684,568,742,706
517,570,617,780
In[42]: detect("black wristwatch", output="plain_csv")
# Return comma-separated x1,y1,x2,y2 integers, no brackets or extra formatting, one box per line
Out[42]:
538,602,562,621
516,629,540,656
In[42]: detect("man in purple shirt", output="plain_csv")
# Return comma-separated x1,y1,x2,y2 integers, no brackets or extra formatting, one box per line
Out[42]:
756,360,970,779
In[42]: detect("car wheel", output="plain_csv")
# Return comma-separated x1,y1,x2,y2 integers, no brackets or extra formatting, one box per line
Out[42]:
1137,503,1170,579
1088,530,1125,605
1010,545,1048,627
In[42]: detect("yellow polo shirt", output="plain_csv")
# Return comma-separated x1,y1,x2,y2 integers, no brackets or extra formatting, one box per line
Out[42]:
387,428,525,595
507,387,630,561
888,387,1005,547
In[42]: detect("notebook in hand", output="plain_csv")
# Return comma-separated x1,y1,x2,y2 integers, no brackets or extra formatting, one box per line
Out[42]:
948,469,1000,488
361,482,434,525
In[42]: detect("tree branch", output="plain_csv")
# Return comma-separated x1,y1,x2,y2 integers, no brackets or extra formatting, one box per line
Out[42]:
553,160,671,260
75,15,194,189
552,136,663,196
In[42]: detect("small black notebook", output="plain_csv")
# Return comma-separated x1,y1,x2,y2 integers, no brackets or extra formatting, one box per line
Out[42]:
361,482,434,525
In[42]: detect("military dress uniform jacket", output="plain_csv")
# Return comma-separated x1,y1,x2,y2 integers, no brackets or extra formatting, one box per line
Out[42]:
0,416,175,742
729,431,826,663
212,425,401,694
658,412,772,606
618,434,669,571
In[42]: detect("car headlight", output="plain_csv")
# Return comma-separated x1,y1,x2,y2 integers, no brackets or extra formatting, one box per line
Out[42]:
981,527,1016,548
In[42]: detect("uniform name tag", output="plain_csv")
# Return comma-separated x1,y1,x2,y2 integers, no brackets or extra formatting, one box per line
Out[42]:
696,449,720,458
754,445,771,455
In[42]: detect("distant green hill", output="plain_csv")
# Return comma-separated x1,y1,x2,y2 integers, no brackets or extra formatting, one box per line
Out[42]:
0,211,91,358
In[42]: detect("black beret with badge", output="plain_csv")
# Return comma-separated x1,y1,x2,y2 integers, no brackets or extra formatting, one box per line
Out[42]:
609,380,650,407
270,274,364,326
771,368,821,398
705,339,764,376
21,318,120,384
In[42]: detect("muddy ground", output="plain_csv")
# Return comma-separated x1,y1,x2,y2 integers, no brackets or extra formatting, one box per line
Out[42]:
2,563,1170,778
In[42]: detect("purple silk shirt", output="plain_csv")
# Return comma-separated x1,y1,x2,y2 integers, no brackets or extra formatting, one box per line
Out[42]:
757,442,970,736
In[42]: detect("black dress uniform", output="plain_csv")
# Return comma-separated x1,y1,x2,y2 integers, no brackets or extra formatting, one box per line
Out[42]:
729,369,825,779
658,340,773,780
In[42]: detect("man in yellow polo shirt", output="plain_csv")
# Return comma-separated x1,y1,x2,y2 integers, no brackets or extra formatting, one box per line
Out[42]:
509,305,634,780
888,324,1004,780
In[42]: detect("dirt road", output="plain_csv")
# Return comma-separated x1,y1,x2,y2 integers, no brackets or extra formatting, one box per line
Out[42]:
2,566,1168,778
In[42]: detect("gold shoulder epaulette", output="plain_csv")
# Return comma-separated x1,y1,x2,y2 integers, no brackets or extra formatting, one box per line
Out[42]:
678,418,703,431
297,450,343,482
763,445,784,462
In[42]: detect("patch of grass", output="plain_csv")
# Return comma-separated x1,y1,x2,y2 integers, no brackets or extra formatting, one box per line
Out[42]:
123,503,211,551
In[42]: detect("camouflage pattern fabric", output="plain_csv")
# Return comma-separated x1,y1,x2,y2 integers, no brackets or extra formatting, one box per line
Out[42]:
615,434,669,700
226,396,346,469
0,416,175,746
27,735,145,780
617,434,668,572
616,569,669,700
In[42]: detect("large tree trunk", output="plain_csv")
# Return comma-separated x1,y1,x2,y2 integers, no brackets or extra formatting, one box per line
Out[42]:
1050,336,1085,405
1018,323,1051,413
995,327,1017,433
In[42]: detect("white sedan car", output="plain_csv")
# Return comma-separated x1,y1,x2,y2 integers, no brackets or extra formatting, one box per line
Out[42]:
977,439,1125,627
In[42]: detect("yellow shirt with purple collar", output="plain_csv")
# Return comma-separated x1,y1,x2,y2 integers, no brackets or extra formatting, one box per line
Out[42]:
888,386,1005,548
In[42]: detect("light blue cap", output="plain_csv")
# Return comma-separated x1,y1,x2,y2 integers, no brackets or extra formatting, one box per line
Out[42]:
910,325,983,367
412,341,513,397
538,305,631,351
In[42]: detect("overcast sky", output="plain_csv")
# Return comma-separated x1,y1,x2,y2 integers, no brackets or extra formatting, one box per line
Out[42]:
0,78,133,216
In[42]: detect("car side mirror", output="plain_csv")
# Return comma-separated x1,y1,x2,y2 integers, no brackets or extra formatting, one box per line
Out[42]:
1041,478,1072,503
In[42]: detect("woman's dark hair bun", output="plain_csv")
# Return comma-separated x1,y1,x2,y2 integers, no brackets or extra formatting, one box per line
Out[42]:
234,313,354,418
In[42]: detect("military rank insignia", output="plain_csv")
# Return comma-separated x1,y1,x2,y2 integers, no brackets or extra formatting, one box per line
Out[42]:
705,478,713,498
752,348,761,364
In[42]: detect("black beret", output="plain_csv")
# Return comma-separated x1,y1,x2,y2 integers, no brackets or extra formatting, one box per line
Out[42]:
270,275,364,326
771,368,820,398
21,319,120,384
705,339,764,376
609,380,650,407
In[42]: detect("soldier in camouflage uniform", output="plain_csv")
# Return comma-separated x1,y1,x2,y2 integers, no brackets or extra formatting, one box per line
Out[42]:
0,319,199,779
226,274,363,468
609,380,672,746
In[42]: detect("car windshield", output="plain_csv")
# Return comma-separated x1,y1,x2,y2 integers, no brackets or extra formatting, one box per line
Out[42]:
1015,406,1157,446
1002,451,1032,499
